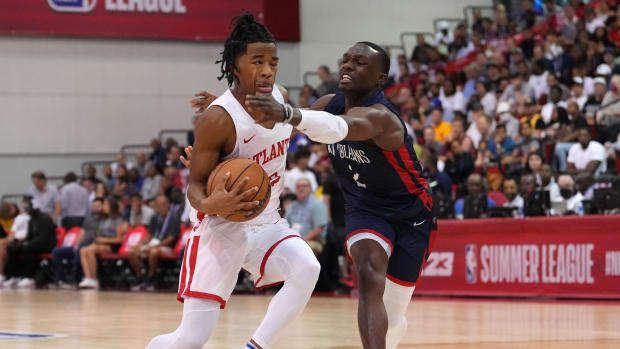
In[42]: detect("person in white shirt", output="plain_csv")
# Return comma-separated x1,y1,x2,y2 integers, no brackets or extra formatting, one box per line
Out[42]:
541,85,568,125
567,128,607,177
439,79,467,122
528,60,549,100
110,153,134,176
557,174,584,215
284,147,318,193
570,77,588,111
476,81,497,118
502,177,524,210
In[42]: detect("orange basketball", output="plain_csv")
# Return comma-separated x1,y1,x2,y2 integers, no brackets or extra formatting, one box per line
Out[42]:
206,158,271,222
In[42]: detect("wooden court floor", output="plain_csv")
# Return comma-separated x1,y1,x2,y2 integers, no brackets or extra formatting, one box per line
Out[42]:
1,290,620,348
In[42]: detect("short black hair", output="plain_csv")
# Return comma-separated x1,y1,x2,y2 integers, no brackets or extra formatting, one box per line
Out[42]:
217,12,276,87
294,146,312,161
31,171,46,181
356,41,390,74
64,172,77,183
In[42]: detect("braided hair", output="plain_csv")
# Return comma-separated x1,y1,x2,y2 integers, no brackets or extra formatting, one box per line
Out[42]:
217,12,276,87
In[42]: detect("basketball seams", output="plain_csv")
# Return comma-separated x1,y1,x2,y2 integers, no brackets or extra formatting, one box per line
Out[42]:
248,166,266,202
207,158,236,196
227,161,256,191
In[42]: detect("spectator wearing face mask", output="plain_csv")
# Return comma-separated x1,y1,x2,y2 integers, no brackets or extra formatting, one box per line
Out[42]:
557,174,584,215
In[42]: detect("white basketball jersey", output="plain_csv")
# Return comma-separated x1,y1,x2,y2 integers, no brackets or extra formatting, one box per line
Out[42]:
210,87,293,224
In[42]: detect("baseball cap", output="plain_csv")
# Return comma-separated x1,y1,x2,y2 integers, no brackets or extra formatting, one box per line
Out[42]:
496,101,511,115
573,76,583,85
439,21,449,30
594,77,607,85
596,64,612,76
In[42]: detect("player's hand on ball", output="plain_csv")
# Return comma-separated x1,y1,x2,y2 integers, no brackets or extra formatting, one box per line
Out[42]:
190,91,217,114
203,172,260,217
245,94,285,123
180,146,193,169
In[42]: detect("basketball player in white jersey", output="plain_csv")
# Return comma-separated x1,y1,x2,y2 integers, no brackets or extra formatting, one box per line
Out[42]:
145,13,320,349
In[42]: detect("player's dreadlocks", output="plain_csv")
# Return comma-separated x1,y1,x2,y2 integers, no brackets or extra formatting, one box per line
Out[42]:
217,12,276,87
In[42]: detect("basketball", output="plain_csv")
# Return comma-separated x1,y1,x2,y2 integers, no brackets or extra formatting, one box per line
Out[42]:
206,158,271,222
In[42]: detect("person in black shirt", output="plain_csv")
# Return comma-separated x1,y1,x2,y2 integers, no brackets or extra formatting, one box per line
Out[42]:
4,198,57,288
321,172,349,289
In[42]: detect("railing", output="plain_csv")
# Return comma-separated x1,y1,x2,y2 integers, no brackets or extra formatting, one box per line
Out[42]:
1,193,28,203
462,5,496,30
399,32,434,61
158,129,192,149
120,144,151,155
81,160,113,178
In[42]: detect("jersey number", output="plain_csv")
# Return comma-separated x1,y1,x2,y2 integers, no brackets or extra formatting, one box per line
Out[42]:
269,172,281,186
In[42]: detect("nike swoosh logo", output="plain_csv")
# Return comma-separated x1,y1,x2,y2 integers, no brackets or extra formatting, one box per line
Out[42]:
413,220,425,227
243,135,256,144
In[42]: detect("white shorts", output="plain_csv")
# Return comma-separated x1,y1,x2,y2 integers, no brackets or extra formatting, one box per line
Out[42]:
177,212,303,309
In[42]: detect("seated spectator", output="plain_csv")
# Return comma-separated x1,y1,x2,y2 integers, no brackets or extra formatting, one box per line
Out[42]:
166,145,183,169
3,198,56,289
284,147,319,193
541,85,567,125
500,73,535,108
516,121,542,161
103,164,114,190
430,107,452,144
539,164,562,203
54,172,90,230
127,168,144,194
285,178,328,255
496,101,520,141
52,198,104,289
29,171,59,218
135,152,149,176
316,65,339,97
476,81,497,118
149,138,168,168
570,77,588,110
525,151,544,174
553,102,588,172
454,173,497,219
129,195,180,291
141,164,162,202
110,153,134,175
502,177,524,211
439,79,466,122
597,74,620,142
126,193,155,228
421,147,452,197
82,178,96,204
583,77,607,119
423,127,444,155
79,197,124,289
299,84,318,108
85,165,100,184
444,139,475,186
486,123,518,166
444,117,474,155
557,174,584,215
567,127,607,176
467,113,495,151
95,181,109,199
0,201,21,284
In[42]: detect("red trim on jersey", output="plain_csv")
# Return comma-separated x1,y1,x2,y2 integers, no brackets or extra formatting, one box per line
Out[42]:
176,236,192,303
255,281,285,291
183,291,227,309
383,151,419,195
344,229,394,264
254,234,302,288
397,146,433,210
386,273,416,287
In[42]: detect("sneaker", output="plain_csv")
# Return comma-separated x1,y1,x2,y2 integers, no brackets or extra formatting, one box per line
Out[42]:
16,278,35,289
131,281,147,292
57,281,75,290
78,278,99,289
2,278,20,288
0,275,6,284
145,282,156,292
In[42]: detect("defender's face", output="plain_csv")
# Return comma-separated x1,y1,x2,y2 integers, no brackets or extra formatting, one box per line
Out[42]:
234,42,278,95
339,44,385,93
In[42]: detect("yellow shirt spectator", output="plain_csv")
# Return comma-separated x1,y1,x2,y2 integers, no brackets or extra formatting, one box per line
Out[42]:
433,121,452,143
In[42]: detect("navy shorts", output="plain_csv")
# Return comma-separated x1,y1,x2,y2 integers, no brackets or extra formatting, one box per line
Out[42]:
344,207,437,286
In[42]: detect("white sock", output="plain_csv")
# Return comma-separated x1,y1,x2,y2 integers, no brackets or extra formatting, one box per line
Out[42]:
251,237,320,349
145,298,220,349
383,279,415,349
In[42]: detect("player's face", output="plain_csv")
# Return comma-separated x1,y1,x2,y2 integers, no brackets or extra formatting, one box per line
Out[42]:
234,42,278,95
339,44,386,93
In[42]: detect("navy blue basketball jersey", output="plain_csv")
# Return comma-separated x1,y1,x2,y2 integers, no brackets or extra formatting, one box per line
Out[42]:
324,91,432,222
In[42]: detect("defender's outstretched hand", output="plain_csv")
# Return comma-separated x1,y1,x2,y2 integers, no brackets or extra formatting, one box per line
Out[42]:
190,91,217,114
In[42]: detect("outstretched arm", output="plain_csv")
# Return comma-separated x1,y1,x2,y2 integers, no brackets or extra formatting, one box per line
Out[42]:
246,94,404,151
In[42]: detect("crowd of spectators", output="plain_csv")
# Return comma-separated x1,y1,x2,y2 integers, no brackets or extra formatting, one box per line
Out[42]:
1,0,619,293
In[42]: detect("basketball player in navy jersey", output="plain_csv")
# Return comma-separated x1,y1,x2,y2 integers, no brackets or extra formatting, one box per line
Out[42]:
246,42,437,349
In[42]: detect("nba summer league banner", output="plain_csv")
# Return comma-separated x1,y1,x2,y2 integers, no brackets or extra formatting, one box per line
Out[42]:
417,215,620,299
0,0,299,41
